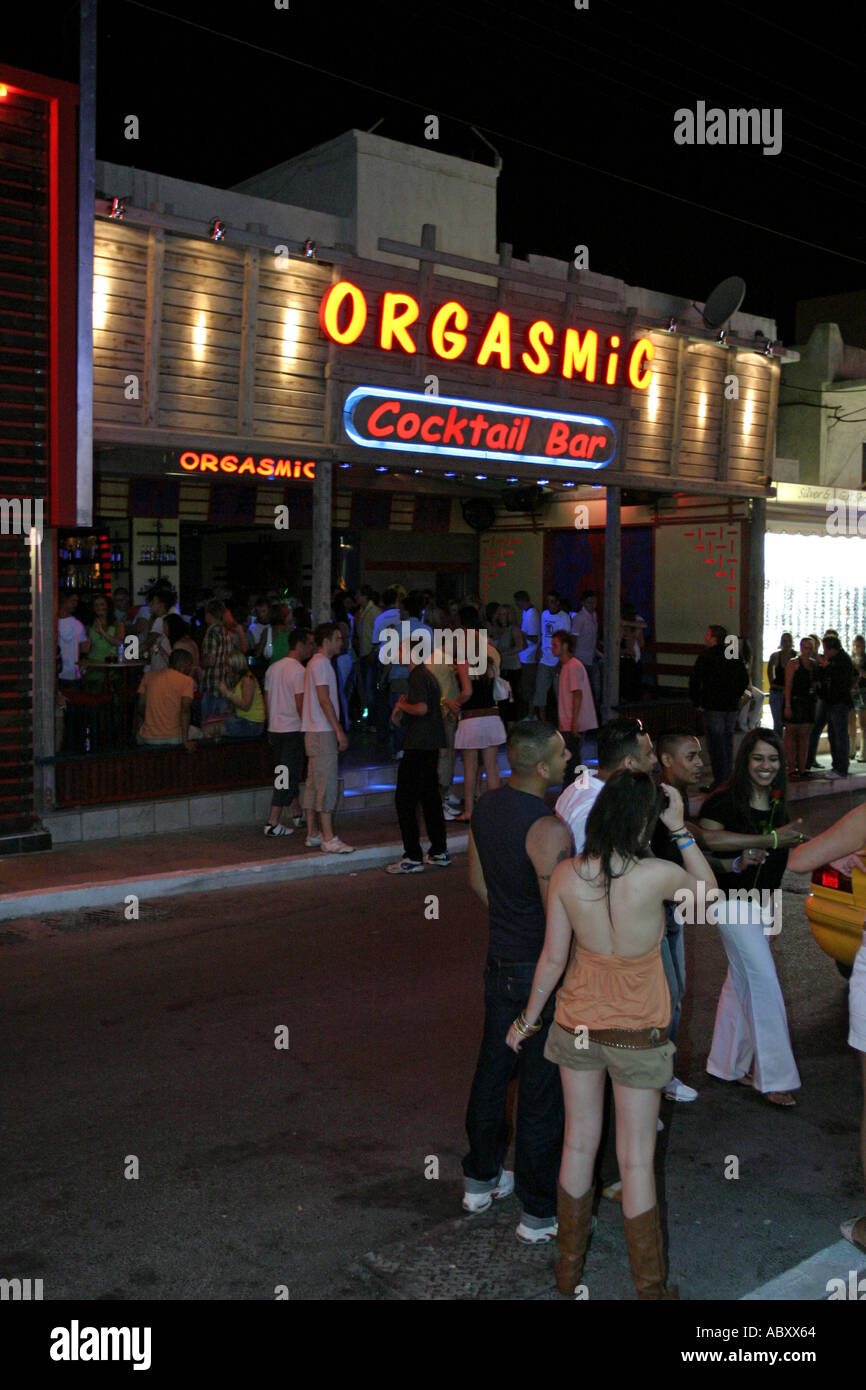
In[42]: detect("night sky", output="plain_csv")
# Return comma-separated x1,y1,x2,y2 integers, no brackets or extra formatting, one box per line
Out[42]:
7,0,866,341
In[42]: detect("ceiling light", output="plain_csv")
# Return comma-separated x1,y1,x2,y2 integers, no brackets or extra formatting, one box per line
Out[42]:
209,218,226,241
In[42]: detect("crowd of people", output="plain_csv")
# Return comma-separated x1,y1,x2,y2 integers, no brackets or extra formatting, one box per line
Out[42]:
463,715,866,1299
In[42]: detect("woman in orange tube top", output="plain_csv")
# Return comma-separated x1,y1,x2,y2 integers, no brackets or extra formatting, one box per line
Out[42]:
506,770,717,1300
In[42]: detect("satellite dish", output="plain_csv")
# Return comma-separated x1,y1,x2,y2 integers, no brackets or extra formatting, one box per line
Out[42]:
701,276,746,330
460,498,497,532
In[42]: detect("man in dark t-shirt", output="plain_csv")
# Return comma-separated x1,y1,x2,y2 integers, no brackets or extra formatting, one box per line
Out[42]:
463,720,573,1244
386,652,449,872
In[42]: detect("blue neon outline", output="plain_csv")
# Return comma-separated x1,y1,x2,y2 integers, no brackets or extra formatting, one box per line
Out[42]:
342,386,617,469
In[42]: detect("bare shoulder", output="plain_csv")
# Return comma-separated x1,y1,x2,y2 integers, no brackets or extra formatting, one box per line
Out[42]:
526,813,573,858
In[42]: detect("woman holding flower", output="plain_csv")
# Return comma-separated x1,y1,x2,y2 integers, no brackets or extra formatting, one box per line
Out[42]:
698,728,808,1107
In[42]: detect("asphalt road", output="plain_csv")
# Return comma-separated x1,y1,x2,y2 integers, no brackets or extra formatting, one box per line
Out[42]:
0,797,862,1302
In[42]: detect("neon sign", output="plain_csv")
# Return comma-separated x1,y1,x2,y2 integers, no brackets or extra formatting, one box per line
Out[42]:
343,388,617,468
319,281,654,389
177,452,315,479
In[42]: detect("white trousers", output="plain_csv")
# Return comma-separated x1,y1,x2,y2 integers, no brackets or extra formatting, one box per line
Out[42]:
706,899,801,1094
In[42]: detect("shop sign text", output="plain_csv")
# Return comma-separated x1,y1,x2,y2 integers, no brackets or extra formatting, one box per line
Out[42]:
343,387,617,468
177,452,315,479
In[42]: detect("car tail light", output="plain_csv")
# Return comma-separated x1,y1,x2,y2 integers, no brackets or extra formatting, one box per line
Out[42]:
812,865,853,894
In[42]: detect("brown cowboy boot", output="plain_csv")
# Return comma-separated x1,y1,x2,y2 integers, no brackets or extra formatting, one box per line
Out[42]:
623,1205,679,1300
554,1182,595,1295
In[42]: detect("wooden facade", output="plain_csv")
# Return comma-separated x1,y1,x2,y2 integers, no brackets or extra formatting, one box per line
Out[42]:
91,212,778,500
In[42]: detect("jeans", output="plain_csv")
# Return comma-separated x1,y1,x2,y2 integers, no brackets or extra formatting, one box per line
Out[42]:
395,749,447,860
660,901,686,1044
463,959,564,1219
769,689,785,737
702,709,738,788
826,702,851,776
806,699,826,767
222,717,264,738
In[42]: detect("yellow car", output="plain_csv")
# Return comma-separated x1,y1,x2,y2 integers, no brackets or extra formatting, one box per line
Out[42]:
804,852,866,977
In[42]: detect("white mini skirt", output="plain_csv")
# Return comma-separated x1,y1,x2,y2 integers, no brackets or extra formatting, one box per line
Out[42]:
455,714,507,750
849,931,866,1054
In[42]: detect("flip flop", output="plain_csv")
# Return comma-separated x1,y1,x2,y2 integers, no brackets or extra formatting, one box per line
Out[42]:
840,1216,866,1254
764,1091,797,1107
736,1074,754,1088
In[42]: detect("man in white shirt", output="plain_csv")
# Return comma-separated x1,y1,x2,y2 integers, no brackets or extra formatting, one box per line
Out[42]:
263,627,313,836
514,590,540,720
570,589,601,711
301,622,354,854
533,590,566,720
555,716,657,852
552,630,598,788
57,592,89,682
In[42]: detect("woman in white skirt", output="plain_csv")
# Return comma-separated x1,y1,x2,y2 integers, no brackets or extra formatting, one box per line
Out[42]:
698,729,808,1106
448,627,506,823
789,803,866,1256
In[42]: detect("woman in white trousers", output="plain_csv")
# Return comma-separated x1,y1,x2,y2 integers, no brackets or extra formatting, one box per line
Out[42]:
698,729,808,1107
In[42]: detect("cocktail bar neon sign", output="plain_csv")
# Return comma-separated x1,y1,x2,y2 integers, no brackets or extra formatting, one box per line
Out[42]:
343,388,617,467
319,281,654,389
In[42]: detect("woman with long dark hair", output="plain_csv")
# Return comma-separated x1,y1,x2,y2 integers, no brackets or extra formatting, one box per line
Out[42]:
783,637,817,778
699,727,808,1107
507,770,716,1299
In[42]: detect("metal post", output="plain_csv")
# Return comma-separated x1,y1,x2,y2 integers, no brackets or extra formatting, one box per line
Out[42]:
748,496,766,684
77,0,96,525
311,460,333,624
32,531,57,817
602,485,621,720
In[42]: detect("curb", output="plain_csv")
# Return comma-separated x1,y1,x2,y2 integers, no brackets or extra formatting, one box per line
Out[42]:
0,832,470,922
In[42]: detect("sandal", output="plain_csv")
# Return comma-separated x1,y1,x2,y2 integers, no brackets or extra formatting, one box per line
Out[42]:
736,1074,754,1088
764,1091,797,1107
840,1216,866,1254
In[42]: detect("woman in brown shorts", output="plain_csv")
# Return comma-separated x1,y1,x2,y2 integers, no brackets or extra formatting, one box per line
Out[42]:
506,770,717,1299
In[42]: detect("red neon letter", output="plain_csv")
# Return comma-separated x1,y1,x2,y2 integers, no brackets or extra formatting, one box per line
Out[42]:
380,292,420,354
303,462,316,479
367,401,400,437
545,422,570,456
179,451,199,470
628,337,654,389
521,320,554,375
429,301,468,360
476,311,512,369
220,455,238,472
319,281,367,344
199,453,218,472
420,415,444,442
561,329,598,382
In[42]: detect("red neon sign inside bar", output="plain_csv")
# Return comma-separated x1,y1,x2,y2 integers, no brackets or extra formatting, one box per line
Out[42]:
319,281,654,389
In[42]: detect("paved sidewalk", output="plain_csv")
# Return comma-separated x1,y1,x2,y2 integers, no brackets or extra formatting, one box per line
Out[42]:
2,755,863,922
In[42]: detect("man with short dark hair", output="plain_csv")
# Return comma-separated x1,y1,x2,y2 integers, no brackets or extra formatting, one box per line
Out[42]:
570,589,601,709
353,584,381,720
200,597,231,721
551,629,597,786
263,627,314,835
533,590,565,719
514,590,540,721
386,645,449,873
819,635,855,780
137,649,197,752
651,730,707,1103
463,719,572,1243
555,716,657,851
689,624,749,790
301,622,354,853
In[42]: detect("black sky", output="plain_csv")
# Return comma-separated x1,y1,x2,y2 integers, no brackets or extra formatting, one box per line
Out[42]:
7,0,866,341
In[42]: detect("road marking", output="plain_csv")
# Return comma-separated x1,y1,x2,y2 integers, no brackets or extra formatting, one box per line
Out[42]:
740,1239,866,1300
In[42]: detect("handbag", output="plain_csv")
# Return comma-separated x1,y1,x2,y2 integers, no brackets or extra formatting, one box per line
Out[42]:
492,674,512,702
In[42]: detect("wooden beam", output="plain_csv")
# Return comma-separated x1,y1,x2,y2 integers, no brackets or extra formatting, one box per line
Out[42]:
238,245,260,432
143,226,164,427
377,236,621,301
718,349,734,482
668,333,686,478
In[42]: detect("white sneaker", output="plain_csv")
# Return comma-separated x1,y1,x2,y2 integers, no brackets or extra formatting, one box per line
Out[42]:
321,836,354,854
386,857,425,874
516,1216,558,1244
663,1077,698,1103
305,834,322,848
264,823,293,836
462,1168,515,1213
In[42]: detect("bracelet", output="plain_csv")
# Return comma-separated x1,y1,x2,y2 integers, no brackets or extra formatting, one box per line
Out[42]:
676,837,695,851
667,826,686,837
731,854,744,874
770,829,778,850
513,1012,542,1037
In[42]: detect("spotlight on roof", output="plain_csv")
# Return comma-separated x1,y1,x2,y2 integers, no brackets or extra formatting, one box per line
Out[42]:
763,339,776,357
209,219,226,242
716,329,727,346
109,197,127,220
666,317,677,333
303,239,317,259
